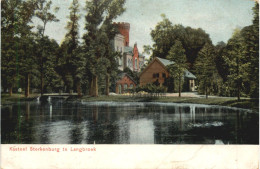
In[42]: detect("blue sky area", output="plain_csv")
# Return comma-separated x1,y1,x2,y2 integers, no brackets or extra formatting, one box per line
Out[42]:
33,0,256,56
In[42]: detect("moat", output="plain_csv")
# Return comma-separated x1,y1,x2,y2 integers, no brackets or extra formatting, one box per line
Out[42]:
1,98,259,144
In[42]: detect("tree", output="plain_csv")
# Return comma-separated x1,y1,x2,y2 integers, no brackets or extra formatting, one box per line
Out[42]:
58,0,83,95
166,40,187,97
244,2,259,98
195,43,216,99
40,37,63,93
18,1,39,97
19,34,39,97
150,14,174,60
35,0,59,95
150,15,211,72
83,0,126,97
223,29,250,101
1,0,37,96
214,41,228,82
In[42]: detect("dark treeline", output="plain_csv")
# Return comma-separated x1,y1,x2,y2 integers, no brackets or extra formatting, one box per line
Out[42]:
1,0,126,97
145,3,259,100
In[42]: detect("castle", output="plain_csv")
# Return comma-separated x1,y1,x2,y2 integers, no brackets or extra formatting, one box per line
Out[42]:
111,22,145,72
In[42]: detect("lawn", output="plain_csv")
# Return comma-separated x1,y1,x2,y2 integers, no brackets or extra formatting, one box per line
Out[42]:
1,93,258,111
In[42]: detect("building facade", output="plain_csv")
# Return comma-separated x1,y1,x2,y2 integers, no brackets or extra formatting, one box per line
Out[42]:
115,73,137,94
111,22,145,72
139,57,196,92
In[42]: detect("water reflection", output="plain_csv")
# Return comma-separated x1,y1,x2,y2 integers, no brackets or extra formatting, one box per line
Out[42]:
1,100,259,144
129,119,154,144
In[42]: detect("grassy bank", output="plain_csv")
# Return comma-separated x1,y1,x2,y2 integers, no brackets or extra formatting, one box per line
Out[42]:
81,95,259,111
1,93,39,105
1,93,258,111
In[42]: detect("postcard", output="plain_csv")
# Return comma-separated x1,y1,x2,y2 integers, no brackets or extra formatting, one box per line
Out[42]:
1,0,259,168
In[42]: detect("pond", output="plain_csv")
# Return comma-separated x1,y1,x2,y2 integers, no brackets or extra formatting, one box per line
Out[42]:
1,98,259,144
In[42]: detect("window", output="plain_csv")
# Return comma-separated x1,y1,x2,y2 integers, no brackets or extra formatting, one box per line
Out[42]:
118,58,122,66
191,83,193,87
162,73,166,78
124,84,128,90
118,85,122,94
117,46,119,51
130,84,133,88
135,59,137,69
153,73,159,78
128,59,132,67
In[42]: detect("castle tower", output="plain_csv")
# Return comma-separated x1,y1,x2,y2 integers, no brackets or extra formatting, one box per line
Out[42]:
114,22,130,46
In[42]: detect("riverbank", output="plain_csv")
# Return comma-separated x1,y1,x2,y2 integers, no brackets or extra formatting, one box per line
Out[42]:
1,93,258,111
80,95,258,111
1,93,39,105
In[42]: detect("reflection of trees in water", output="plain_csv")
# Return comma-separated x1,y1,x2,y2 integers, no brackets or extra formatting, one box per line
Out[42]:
83,105,121,144
2,105,19,143
69,105,85,144
2,103,38,143
1,101,258,144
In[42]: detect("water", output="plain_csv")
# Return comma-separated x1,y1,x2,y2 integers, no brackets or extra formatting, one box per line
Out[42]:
1,99,259,144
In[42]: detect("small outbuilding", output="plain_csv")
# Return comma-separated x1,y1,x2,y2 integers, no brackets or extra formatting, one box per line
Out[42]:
116,73,137,94
139,57,196,92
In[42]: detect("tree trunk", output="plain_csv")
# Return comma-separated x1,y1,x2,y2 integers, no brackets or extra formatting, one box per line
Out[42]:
206,86,208,99
76,81,82,97
91,75,98,97
9,85,13,96
105,74,110,96
237,84,240,101
94,75,98,97
41,73,44,96
178,77,181,97
25,73,30,98
89,78,93,96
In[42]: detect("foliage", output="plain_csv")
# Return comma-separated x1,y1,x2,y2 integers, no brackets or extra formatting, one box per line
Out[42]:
57,0,83,95
166,40,187,97
214,41,229,82
35,0,59,95
150,14,211,72
195,43,217,99
135,84,167,94
83,0,126,97
122,67,139,84
1,0,38,96
245,2,259,98
223,29,250,101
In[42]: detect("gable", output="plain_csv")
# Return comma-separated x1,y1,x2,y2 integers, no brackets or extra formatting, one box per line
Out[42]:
140,57,196,79
139,58,168,78
116,74,137,85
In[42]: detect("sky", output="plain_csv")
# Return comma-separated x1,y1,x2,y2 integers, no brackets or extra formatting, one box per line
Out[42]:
33,0,256,56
